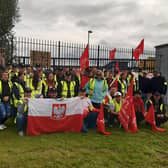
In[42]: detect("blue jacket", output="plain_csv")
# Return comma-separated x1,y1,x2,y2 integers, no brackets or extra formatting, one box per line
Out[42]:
85,79,108,103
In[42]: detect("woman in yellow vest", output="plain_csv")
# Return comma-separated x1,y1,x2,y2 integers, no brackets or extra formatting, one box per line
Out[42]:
29,70,43,98
108,91,123,127
45,71,58,98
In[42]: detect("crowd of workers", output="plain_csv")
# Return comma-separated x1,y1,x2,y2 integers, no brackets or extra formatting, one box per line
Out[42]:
0,63,167,136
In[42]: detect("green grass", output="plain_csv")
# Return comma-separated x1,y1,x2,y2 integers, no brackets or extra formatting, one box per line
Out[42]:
1,121,168,168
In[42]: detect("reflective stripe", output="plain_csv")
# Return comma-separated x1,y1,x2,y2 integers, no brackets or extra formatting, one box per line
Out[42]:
164,82,167,86
118,79,126,96
30,80,43,98
160,104,163,111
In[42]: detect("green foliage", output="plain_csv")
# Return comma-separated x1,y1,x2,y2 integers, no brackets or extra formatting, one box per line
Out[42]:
1,121,168,168
0,0,20,63
0,0,20,38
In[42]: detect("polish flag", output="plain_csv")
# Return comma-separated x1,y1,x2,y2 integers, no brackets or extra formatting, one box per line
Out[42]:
27,97,91,136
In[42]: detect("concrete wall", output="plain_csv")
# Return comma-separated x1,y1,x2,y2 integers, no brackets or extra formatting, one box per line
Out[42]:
155,44,168,104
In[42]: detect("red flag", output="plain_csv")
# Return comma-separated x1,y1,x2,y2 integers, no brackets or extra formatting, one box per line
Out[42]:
109,48,116,60
115,62,119,71
80,75,90,88
133,39,144,61
80,44,89,72
104,95,110,104
145,104,165,132
109,73,120,88
118,78,138,132
96,104,112,135
128,104,138,132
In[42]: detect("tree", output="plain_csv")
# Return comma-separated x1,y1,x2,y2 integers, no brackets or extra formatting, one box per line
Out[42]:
0,0,20,63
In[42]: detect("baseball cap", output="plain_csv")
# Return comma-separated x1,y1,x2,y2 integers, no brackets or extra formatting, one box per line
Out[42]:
114,91,122,97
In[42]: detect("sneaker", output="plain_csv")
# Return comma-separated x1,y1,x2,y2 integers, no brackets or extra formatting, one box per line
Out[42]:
0,125,5,130
18,131,24,136
1,124,7,129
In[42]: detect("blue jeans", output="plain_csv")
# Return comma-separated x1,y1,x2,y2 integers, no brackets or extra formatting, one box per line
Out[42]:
16,113,27,132
0,102,12,124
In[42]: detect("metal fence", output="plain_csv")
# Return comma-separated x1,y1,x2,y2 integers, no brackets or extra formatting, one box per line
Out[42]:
0,37,157,71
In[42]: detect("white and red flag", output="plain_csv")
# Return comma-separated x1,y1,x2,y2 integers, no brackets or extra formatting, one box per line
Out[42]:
27,97,91,136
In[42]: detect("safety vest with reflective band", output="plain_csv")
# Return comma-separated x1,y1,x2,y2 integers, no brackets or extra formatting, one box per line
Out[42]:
44,80,58,97
61,81,76,98
13,82,24,107
0,81,13,104
110,99,122,113
54,74,57,82
145,99,153,112
8,69,12,81
89,78,108,97
160,104,164,112
117,78,127,96
29,80,43,98
24,73,32,88
127,75,137,92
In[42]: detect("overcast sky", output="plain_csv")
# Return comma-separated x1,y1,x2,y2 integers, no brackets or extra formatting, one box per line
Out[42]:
14,0,168,50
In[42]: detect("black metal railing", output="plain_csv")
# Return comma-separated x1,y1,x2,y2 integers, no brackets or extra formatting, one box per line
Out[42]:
0,37,157,72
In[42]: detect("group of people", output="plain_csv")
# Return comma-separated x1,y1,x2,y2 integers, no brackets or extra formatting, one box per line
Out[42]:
0,63,167,136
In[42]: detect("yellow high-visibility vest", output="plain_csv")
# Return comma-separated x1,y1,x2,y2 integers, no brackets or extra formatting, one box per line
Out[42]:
13,82,24,107
111,99,122,113
89,78,108,96
29,80,43,98
61,81,76,98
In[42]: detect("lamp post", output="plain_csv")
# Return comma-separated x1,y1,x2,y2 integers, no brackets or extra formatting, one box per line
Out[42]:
88,30,93,49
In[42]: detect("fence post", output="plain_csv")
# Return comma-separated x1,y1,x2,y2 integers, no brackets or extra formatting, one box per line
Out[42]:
131,48,134,69
58,41,61,66
97,45,100,68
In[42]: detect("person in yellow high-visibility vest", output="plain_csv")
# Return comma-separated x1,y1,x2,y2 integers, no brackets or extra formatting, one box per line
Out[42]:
44,71,58,98
85,70,108,128
29,70,43,98
24,65,33,88
12,72,27,125
57,71,78,98
152,92,168,127
108,91,123,127
0,68,13,130
16,87,32,136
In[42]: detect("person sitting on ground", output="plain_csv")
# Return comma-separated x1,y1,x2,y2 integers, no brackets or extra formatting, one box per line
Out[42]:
151,92,168,127
79,87,99,132
133,90,146,125
16,87,32,136
108,91,123,127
